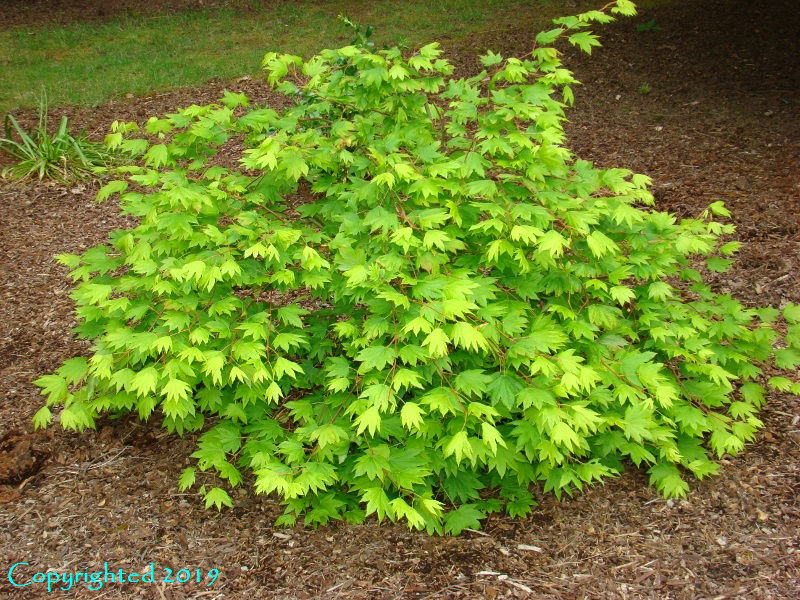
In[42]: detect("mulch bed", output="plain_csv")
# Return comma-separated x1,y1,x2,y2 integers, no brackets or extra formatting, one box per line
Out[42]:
1,0,798,598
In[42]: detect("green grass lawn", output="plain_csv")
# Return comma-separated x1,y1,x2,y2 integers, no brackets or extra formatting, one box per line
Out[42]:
0,0,563,113
0,0,670,114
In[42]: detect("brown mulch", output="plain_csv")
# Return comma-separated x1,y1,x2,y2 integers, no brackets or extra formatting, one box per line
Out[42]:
1,0,799,598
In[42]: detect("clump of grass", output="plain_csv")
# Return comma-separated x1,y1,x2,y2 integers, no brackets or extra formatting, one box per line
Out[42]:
0,94,114,183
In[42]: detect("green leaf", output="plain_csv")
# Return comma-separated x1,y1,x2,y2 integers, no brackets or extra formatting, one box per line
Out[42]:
362,487,393,522
178,467,196,491
277,305,308,327
392,369,424,391
33,406,52,429
422,229,451,250
280,150,309,181
464,179,498,198
58,404,95,431
221,90,250,108
131,367,160,397
455,370,492,398
96,180,128,203
537,230,569,257
162,378,191,402
767,376,793,392
451,321,489,352
422,328,450,358
610,285,635,305
719,241,741,256
775,348,800,369
567,31,602,54
623,403,654,443
551,421,582,451
204,487,234,511
355,405,382,436
648,462,689,498
487,374,523,409
535,28,564,46
400,402,425,431
783,303,800,324
479,51,503,66
356,346,397,373
706,257,732,273
34,374,68,404
58,357,89,384
144,144,169,168
145,117,174,135
707,201,731,217
309,424,348,449
444,504,485,535
443,431,472,464
612,0,638,16
273,356,304,380
80,283,113,304
481,422,506,454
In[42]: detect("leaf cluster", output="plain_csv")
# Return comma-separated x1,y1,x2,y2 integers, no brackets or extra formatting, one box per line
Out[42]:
34,0,799,533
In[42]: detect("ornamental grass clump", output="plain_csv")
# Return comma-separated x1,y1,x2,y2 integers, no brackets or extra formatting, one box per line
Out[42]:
34,0,800,534
1,94,116,183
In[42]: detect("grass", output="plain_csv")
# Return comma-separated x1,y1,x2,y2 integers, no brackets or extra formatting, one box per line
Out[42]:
0,0,673,114
0,0,544,113
0,93,117,182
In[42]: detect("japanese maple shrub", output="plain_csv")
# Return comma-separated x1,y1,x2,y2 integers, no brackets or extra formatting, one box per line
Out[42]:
34,0,800,533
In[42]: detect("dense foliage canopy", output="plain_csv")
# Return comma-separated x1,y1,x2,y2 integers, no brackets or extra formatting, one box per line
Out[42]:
35,0,800,533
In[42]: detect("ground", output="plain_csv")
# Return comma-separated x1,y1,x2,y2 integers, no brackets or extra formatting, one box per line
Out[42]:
0,0,263,27
0,0,799,598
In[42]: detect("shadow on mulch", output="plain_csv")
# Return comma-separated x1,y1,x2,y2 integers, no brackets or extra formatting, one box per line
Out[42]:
0,0,798,598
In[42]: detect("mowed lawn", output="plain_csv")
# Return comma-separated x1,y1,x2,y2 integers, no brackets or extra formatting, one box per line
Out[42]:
0,0,579,113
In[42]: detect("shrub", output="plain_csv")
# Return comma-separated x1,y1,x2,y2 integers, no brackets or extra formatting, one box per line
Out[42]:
0,94,115,183
34,0,800,533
